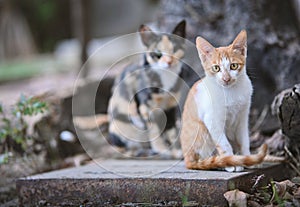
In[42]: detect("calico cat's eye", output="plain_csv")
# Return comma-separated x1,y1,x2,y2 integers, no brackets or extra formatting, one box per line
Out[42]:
150,50,162,59
212,65,220,72
230,63,239,70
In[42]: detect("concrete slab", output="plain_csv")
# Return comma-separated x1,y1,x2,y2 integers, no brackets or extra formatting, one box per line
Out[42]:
17,160,291,206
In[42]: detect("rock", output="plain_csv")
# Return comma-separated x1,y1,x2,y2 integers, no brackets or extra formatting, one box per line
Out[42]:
272,83,300,174
277,84,300,144
272,84,300,152
17,160,291,206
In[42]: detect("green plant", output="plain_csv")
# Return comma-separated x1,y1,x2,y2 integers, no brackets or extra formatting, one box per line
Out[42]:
270,181,285,206
0,95,47,164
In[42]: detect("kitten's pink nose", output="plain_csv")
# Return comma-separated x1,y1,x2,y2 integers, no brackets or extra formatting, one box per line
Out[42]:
222,76,231,83
222,71,231,83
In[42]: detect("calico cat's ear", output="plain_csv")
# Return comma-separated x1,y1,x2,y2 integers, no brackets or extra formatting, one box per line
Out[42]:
196,36,215,63
172,20,186,38
139,25,158,47
231,30,247,56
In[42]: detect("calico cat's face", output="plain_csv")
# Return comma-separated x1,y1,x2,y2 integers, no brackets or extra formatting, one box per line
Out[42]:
139,20,186,69
196,30,247,87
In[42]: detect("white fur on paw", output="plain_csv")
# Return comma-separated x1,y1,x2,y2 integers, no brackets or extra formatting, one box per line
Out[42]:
225,167,235,172
235,166,244,172
225,166,244,172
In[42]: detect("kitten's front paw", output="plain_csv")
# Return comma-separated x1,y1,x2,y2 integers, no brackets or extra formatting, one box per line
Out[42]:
225,167,235,172
225,166,244,172
234,166,244,172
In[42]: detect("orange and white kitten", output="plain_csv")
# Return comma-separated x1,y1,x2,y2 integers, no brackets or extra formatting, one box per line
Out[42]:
180,30,267,172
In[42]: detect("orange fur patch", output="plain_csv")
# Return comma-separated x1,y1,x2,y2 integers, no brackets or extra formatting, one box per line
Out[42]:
203,46,246,75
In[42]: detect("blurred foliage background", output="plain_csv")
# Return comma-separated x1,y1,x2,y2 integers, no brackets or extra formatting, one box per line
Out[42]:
0,0,159,81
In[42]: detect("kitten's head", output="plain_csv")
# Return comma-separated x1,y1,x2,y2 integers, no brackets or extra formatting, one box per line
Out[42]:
139,20,186,69
196,30,247,87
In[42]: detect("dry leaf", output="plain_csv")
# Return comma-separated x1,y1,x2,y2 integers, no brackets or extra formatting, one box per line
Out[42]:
294,187,300,199
224,189,248,207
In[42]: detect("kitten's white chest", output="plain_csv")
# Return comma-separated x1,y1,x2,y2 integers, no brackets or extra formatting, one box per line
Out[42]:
224,105,242,127
195,74,252,122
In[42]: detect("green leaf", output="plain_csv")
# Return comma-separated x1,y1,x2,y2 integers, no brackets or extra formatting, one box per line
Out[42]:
32,102,42,108
0,94,48,154
24,107,31,115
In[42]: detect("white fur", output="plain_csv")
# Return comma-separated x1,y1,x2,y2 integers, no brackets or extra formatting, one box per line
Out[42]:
194,65,252,156
151,62,182,91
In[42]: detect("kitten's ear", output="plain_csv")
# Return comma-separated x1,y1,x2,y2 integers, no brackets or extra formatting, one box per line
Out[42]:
139,25,157,47
172,20,186,38
196,36,215,62
232,30,247,56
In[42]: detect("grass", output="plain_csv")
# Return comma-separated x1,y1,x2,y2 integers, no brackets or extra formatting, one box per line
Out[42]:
0,55,70,82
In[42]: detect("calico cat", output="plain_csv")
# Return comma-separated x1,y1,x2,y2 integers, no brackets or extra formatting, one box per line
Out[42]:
180,30,268,172
107,20,188,158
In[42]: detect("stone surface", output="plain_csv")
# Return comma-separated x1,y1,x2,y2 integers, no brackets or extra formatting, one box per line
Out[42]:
17,160,291,206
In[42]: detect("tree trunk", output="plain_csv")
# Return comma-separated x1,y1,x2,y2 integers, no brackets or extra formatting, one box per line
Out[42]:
71,0,90,78
0,0,36,60
272,83,300,171
272,84,300,145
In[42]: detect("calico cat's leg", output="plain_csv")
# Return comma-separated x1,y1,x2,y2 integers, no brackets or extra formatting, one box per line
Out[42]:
146,109,174,158
150,135,173,158
164,127,182,159
163,107,182,158
148,123,173,158
109,115,150,156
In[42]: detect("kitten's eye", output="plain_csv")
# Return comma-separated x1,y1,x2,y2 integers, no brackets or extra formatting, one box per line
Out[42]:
150,50,162,59
230,63,239,70
212,65,220,72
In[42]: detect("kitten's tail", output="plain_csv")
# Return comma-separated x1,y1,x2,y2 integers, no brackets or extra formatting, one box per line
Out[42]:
185,144,268,170
73,114,109,130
